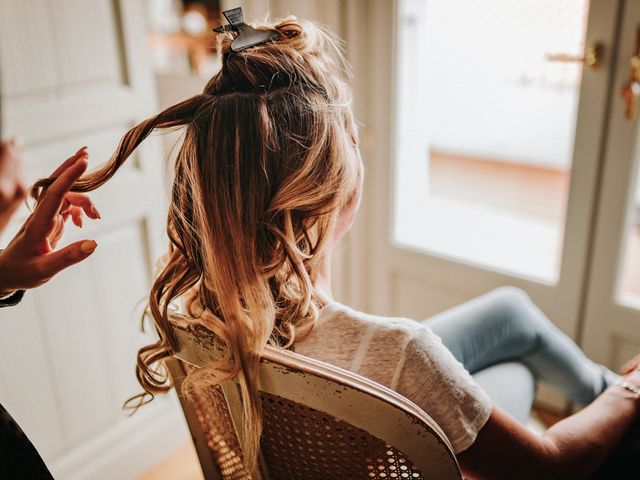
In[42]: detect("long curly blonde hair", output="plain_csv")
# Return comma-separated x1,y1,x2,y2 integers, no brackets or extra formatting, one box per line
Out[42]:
33,16,359,468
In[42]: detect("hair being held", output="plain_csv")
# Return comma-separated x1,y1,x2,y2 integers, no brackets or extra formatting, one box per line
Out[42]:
32,17,359,468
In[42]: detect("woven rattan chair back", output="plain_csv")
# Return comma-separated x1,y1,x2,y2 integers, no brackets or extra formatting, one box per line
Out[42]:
166,315,462,480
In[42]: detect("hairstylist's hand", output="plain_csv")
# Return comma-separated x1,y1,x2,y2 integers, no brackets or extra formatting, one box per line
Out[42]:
0,147,101,297
0,139,27,235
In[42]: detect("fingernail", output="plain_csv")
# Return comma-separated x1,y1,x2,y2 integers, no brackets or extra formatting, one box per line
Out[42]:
91,206,102,219
80,240,97,254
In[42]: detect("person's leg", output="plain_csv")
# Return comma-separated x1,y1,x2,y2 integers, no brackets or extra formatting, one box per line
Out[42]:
472,362,537,424
423,286,620,405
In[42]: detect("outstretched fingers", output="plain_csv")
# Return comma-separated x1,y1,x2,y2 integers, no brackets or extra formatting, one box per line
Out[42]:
28,154,88,240
62,192,101,220
50,146,88,177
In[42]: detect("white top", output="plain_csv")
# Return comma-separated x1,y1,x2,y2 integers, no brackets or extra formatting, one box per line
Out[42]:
294,301,493,453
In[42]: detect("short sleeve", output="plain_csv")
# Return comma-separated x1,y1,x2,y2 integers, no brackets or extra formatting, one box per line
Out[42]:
394,325,493,453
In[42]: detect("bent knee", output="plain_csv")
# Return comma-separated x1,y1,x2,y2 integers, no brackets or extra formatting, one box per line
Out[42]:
484,287,540,336
488,286,533,316
492,286,530,303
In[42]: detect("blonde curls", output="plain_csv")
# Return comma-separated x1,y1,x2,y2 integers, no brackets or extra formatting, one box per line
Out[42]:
33,17,358,469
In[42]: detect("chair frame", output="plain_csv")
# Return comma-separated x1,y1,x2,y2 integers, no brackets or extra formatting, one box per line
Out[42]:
166,315,462,480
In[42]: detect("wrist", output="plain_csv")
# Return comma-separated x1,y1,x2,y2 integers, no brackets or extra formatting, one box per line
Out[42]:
611,371,640,410
618,381,640,398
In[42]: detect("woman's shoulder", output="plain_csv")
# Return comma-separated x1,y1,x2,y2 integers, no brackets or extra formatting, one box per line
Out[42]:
319,301,427,338
298,302,437,387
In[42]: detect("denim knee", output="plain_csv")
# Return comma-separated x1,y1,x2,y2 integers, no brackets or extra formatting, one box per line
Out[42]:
488,287,533,321
491,286,531,306
485,286,541,346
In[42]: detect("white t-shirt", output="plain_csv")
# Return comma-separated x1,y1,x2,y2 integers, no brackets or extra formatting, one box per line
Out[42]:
294,301,493,453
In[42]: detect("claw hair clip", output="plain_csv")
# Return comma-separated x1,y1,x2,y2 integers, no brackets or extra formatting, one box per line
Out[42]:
213,7,281,52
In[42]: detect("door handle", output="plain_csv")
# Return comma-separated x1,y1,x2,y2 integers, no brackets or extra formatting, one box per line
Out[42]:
621,27,640,120
546,42,604,69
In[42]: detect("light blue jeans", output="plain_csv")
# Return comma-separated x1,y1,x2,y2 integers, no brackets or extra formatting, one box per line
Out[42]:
422,287,620,425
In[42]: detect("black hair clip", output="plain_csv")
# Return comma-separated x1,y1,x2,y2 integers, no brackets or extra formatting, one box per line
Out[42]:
213,7,280,52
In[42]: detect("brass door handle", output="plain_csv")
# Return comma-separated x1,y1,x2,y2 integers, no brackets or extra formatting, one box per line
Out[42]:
545,42,604,69
621,27,640,121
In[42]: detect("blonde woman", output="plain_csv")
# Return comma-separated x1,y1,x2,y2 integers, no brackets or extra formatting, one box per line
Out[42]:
33,17,640,479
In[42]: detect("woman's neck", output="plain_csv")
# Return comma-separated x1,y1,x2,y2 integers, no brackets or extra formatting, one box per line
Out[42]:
314,246,334,307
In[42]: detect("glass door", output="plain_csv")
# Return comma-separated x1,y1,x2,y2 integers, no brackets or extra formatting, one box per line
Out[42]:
395,0,590,283
581,0,640,370
368,0,620,349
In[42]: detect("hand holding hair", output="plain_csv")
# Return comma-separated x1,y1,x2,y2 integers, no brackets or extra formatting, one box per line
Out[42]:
0,138,27,234
0,147,101,297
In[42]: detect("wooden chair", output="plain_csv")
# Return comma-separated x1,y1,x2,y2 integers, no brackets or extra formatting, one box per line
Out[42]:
165,314,462,480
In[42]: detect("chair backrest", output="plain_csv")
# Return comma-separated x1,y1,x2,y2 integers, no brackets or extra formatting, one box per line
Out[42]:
166,315,462,480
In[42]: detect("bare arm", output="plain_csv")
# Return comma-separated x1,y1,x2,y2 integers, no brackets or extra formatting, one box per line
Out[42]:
458,370,640,480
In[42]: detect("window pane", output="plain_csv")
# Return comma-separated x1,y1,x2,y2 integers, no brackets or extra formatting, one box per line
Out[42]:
393,0,589,282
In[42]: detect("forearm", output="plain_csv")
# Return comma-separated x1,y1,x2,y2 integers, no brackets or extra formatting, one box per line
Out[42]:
460,379,640,480
541,385,639,478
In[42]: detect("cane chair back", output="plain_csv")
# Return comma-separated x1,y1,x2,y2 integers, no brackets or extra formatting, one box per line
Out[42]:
166,315,462,480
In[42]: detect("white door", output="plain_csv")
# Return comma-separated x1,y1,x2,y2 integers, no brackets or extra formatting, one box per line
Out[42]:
581,0,640,371
357,0,617,342
0,1,188,479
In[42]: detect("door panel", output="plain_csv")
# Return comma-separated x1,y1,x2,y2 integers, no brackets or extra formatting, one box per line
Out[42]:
34,220,153,450
393,0,588,284
0,296,64,459
581,0,640,369
36,260,117,450
51,0,125,89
